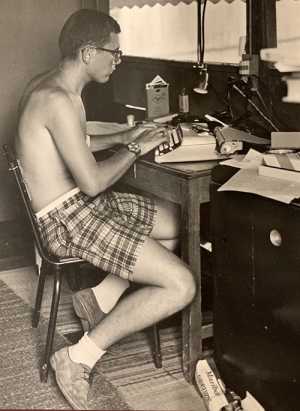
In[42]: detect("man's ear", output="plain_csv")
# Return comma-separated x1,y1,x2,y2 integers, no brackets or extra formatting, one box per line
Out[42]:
81,48,92,64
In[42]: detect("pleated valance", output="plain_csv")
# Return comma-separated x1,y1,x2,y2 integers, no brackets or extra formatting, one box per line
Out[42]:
110,0,246,8
110,0,294,7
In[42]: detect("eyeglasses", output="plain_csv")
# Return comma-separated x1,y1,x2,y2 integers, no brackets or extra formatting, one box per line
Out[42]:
84,46,122,63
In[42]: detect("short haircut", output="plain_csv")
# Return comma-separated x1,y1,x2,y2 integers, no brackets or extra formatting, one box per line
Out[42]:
59,9,121,59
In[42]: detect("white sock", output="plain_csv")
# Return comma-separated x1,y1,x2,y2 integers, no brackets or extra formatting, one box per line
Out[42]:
92,274,129,314
69,332,106,369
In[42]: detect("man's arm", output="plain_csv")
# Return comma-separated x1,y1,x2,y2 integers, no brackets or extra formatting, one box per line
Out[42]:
88,123,159,153
46,91,168,197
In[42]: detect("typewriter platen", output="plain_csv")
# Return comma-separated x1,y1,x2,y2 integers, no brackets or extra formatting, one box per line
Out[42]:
154,123,227,163
214,126,270,155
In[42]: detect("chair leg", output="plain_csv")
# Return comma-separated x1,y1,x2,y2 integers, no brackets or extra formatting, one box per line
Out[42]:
32,260,48,328
152,323,162,368
40,265,63,383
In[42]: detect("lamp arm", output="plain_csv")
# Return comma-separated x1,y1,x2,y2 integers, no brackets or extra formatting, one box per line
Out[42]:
201,0,208,65
197,0,208,66
197,0,202,65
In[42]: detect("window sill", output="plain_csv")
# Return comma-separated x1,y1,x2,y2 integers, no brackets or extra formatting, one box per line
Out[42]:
120,55,239,73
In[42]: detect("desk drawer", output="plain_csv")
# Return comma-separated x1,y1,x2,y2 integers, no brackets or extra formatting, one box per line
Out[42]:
121,163,183,204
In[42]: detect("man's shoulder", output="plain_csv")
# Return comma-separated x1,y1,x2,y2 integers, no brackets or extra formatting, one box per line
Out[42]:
24,70,52,97
27,75,72,107
25,70,69,99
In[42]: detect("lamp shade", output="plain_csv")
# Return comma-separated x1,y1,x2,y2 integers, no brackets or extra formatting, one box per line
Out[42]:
193,65,209,94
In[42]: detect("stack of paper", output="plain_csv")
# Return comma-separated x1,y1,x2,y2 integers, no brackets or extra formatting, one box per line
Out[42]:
219,149,300,204
256,133,300,183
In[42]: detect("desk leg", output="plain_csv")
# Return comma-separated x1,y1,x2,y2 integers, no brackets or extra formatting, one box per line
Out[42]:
180,180,202,384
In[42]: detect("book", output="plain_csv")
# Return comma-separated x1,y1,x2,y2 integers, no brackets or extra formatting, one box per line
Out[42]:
271,131,300,149
258,165,300,183
263,152,300,171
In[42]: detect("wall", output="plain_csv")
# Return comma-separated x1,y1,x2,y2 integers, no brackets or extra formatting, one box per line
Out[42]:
0,0,81,222
85,56,300,139
111,60,241,121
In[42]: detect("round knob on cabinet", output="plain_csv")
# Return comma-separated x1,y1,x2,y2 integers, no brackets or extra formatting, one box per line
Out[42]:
270,230,282,246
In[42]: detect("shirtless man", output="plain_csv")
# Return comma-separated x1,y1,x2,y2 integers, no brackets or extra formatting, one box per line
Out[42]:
16,9,196,410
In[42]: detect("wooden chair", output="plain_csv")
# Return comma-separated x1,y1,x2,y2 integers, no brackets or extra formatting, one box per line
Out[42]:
3,144,85,382
3,144,162,381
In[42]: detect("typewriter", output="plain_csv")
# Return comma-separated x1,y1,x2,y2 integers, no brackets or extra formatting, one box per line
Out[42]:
154,123,226,163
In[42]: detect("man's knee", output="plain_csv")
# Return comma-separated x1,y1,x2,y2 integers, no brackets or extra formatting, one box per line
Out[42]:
174,267,197,306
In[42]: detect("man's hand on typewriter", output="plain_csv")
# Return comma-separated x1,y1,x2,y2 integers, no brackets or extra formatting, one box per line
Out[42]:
155,127,182,156
122,122,159,144
132,126,170,156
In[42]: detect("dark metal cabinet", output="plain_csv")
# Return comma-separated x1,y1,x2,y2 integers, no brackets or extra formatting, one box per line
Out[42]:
210,164,300,411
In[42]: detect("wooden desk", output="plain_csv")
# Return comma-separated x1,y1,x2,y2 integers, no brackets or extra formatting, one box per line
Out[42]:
95,150,218,383
122,154,220,383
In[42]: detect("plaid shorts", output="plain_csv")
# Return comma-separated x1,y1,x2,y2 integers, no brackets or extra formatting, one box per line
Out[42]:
36,190,157,281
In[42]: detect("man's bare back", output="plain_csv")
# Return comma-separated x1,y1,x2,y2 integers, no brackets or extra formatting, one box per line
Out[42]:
16,69,86,212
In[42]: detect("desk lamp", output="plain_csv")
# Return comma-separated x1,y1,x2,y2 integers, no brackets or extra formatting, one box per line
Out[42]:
193,0,209,94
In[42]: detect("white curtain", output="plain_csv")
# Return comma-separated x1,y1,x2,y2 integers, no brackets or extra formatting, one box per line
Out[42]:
110,1,246,63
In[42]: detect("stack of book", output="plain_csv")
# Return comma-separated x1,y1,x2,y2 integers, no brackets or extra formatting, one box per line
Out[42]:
259,132,300,182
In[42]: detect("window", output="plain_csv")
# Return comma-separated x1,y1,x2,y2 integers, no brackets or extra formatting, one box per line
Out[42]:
110,0,246,64
276,0,300,56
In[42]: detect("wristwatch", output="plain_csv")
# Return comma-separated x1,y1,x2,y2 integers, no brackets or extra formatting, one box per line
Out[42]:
125,141,141,158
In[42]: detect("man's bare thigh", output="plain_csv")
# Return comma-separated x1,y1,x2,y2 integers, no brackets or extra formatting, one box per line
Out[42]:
151,197,181,241
133,235,188,287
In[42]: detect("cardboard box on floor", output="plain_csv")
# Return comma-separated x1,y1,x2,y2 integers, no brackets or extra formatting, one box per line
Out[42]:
195,359,265,411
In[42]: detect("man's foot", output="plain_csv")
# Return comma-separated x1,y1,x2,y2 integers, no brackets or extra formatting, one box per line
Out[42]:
72,288,106,332
50,347,93,410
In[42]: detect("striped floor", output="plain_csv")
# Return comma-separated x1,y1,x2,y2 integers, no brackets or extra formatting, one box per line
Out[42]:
0,266,208,410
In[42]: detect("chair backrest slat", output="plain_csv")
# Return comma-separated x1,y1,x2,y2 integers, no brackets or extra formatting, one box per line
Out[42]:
2,144,57,263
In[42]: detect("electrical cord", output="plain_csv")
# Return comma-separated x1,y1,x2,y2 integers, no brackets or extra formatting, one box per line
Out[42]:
209,82,270,135
208,82,230,108
228,76,276,129
254,89,271,119
226,89,234,121
226,88,271,135
232,84,280,131
250,74,298,131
